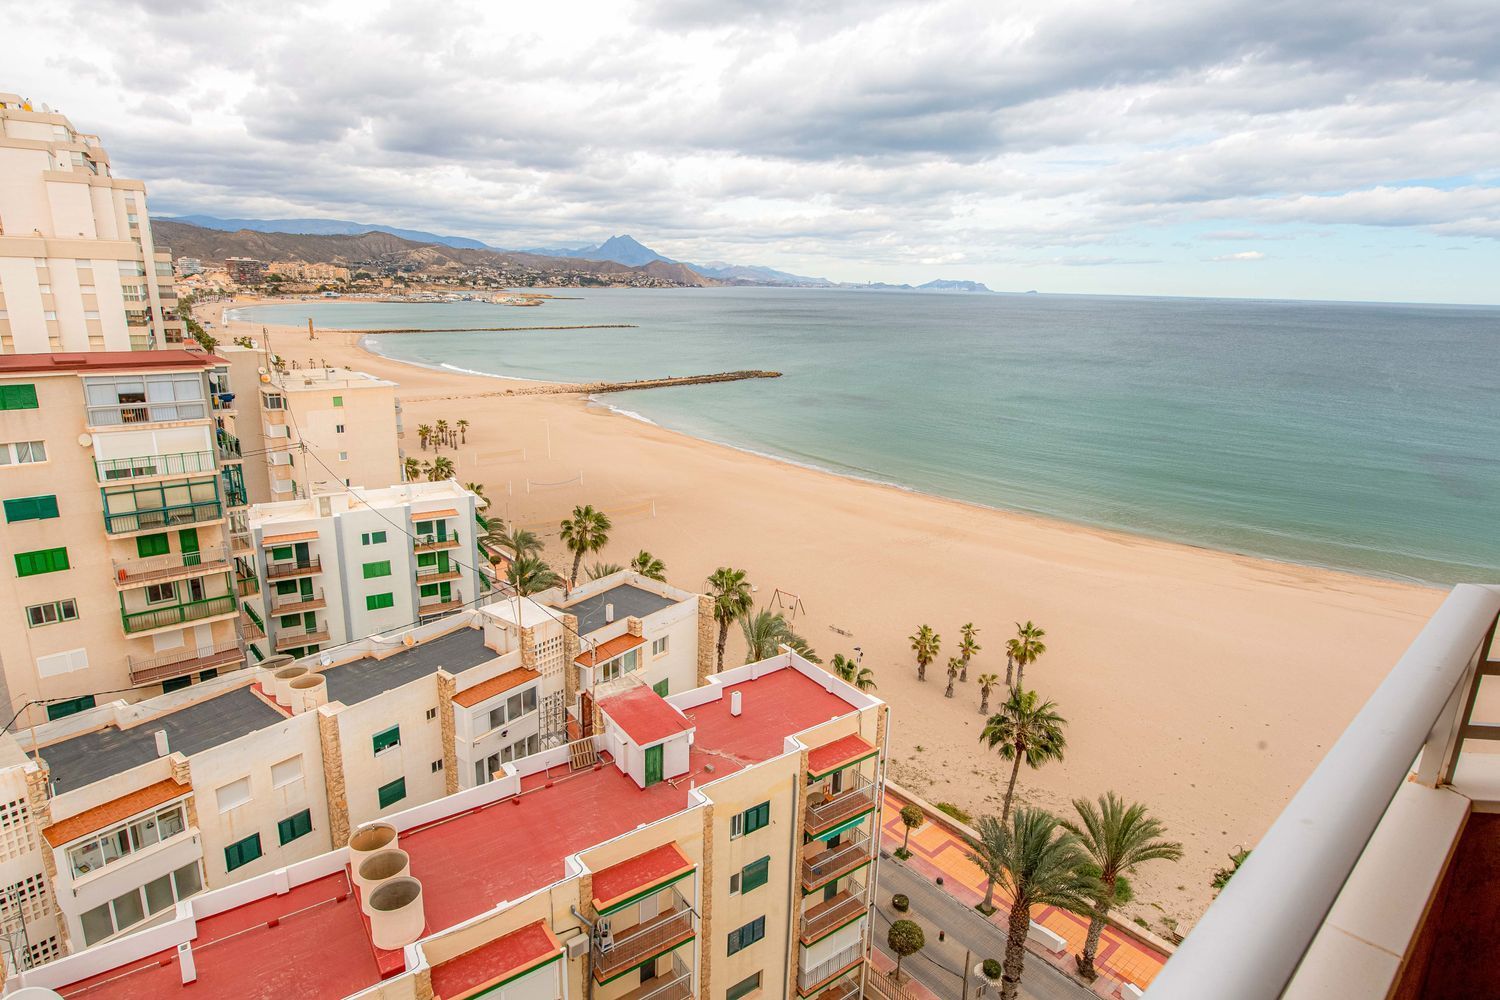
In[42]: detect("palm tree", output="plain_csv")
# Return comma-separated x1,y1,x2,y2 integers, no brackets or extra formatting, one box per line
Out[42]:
428,456,455,481
485,522,544,566
435,419,449,449
944,656,962,698
630,549,667,582
419,459,433,480
707,567,753,673
1006,621,1047,693
965,814,1009,912
463,482,488,508
587,562,624,580
559,504,612,586
506,554,561,595
417,424,432,451
909,625,940,682
740,608,818,663
1062,793,1184,981
830,653,876,691
959,622,980,682
457,418,469,443
993,809,1099,1000
403,457,421,482
977,673,1000,714
980,689,1068,822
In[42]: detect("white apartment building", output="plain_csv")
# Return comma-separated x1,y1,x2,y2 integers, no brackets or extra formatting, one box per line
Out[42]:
0,351,253,728
243,482,485,660
0,94,184,353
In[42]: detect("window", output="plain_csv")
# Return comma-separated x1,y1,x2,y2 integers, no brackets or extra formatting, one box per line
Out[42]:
377,778,406,809
363,560,391,579
45,694,95,721
726,916,765,955
0,385,38,410
737,857,770,895
271,756,303,789
727,973,762,1000
372,725,401,755
653,679,670,697
335,424,345,434
425,707,437,721
361,530,387,545
271,545,293,561
15,547,69,577
4,495,58,522
332,395,343,407
277,809,312,845
731,802,771,838
136,534,170,558
652,636,669,657
26,599,78,627
366,592,394,611
216,777,251,813
0,440,46,464
338,452,348,462
162,676,191,693
145,582,177,605
67,804,188,878
431,759,444,773
224,833,262,872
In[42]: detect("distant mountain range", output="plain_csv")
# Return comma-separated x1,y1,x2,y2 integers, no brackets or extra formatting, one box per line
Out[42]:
163,214,992,291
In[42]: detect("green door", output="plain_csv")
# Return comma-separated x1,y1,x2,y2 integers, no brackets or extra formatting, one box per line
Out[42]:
652,679,669,697
299,577,314,599
436,551,450,573
178,528,200,565
824,882,839,902
644,744,664,786
294,541,310,565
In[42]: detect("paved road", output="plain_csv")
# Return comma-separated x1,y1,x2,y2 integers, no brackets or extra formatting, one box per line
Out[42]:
871,857,1093,1000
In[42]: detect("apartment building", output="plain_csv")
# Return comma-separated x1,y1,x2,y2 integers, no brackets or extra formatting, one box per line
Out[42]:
266,261,351,283
9,641,887,1000
0,572,709,971
0,94,184,353
223,258,265,285
173,259,202,278
0,352,253,729
243,481,485,660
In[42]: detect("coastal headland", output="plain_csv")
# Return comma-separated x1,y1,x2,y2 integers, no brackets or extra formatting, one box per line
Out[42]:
212,298,1442,930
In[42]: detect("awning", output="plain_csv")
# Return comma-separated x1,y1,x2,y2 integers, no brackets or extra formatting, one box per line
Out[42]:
592,842,695,915
429,919,562,1000
812,815,870,842
807,733,878,779
262,530,318,545
44,778,190,847
417,508,460,519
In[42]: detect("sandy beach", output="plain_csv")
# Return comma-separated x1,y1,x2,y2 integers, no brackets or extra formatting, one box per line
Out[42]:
211,298,1443,931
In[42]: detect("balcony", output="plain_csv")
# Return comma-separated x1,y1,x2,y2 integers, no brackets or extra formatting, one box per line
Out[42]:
812,979,861,1000
802,832,873,893
419,592,464,617
613,956,692,1000
96,450,217,482
798,945,863,997
113,546,230,590
265,557,321,580
216,430,242,462
414,532,460,553
592,887,695,984
230,531,252,556
87,400,208,428
121,594,237,635
128,641,245,686
805,775,878,836
236,573,259,598
104,500,223,536
275,626,331,651
801,880,868,945
416,565,463,583
271,588,326,614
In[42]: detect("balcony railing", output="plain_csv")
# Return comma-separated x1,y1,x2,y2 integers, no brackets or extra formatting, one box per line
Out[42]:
801,880,868,944
104,500,223,535
812,978,861,1000
216,430,242,460
613,955,692,1000
414,533,460,552
265,557,321,579
113,545,229,588
87,400,208,427
798,944,863,997
121,594,237,635
802,832,873,892
593,887,695,983
275,626,331,651
96,450,217,482
128,641,245,686
236,573,259,597
419,592,464,616
416,565,463,582
805,775,877,834
271,588,326,613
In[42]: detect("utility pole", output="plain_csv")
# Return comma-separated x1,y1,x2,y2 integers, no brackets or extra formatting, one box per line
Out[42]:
308,317,315,341
962,948,971,999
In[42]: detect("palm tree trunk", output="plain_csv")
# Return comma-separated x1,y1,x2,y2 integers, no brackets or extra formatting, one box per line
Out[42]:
1000,901,1030,1000
960,659,968,682
1015,662,1025,693
715,619,729,673
980,689,990,714
1002,746,1024,821
917,658,926,681
944,676,954,698
569,550,583,587
1005,654,1014,691
1078,908,1107,981
982,877,996,911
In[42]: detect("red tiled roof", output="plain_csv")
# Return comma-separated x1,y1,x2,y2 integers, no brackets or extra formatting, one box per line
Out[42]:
598,686,693,746
0,350,222,375
685,668,857,763
575,633,644,667
807,733,878,778
453,667,541,708
43,778,189,847
592,842,694,913
430,919,561,1000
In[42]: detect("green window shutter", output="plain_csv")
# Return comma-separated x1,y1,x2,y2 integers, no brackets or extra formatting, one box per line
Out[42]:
741,857,770,893
727,974,762,1000
136,534,171,558
275,580,298,595
332,395,343,407
45,695,96,721
278,808,312,845
271,546,293,560
372,725,401,755
373,530,386,544
224,833,262,872
740,801,770,835
653,679,670,697
726,917,765,956
16,547,69,577
0,384,38,410
362,560,391,579
378,778,406,808
4,496,58,522
366,592,394,611
278,614,301,628
162,676,192,693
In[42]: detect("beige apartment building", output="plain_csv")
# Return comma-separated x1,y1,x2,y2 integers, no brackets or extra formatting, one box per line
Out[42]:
0,351,254,729
0,94,184,353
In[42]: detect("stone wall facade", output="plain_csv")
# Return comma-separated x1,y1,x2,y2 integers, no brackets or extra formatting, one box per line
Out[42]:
437,672,459,796
696,595,716,684
316,703,351,849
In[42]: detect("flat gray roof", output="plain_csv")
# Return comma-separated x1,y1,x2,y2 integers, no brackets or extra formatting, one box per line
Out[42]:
556,584,679,634
39,627,497,795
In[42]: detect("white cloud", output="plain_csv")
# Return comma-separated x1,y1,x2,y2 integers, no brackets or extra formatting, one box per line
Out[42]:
1209,251,1268,261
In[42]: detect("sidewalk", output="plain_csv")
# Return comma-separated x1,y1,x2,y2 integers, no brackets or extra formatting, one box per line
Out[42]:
878,789,1169,994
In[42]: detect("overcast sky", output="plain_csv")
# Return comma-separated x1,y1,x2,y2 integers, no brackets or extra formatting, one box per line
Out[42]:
7,0,1500,302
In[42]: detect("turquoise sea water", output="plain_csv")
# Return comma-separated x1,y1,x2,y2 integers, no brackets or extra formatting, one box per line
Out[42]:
234,289,1500,584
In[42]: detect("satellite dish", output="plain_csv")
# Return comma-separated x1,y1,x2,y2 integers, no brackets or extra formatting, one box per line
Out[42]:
77,433,92,447
257,366,268,375
319,653,332,667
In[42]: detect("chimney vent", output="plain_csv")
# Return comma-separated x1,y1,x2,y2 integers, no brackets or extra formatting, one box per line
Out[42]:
605,603,615,623
154,730,170,757
178,942,197,984
730,691,742,717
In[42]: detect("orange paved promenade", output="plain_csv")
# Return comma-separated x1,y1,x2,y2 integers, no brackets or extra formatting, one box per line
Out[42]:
879,792,1168,992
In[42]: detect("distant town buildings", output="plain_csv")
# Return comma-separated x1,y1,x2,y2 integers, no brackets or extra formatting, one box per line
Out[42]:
173,257,203,277
223,257,266,285
0,94,184,352
266,260,350,283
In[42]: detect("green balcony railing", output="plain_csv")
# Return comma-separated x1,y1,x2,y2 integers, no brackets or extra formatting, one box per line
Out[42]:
216,429,242,459
96,450,216,482
103,500,223,535
244,604,264,629
121,594,237,634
